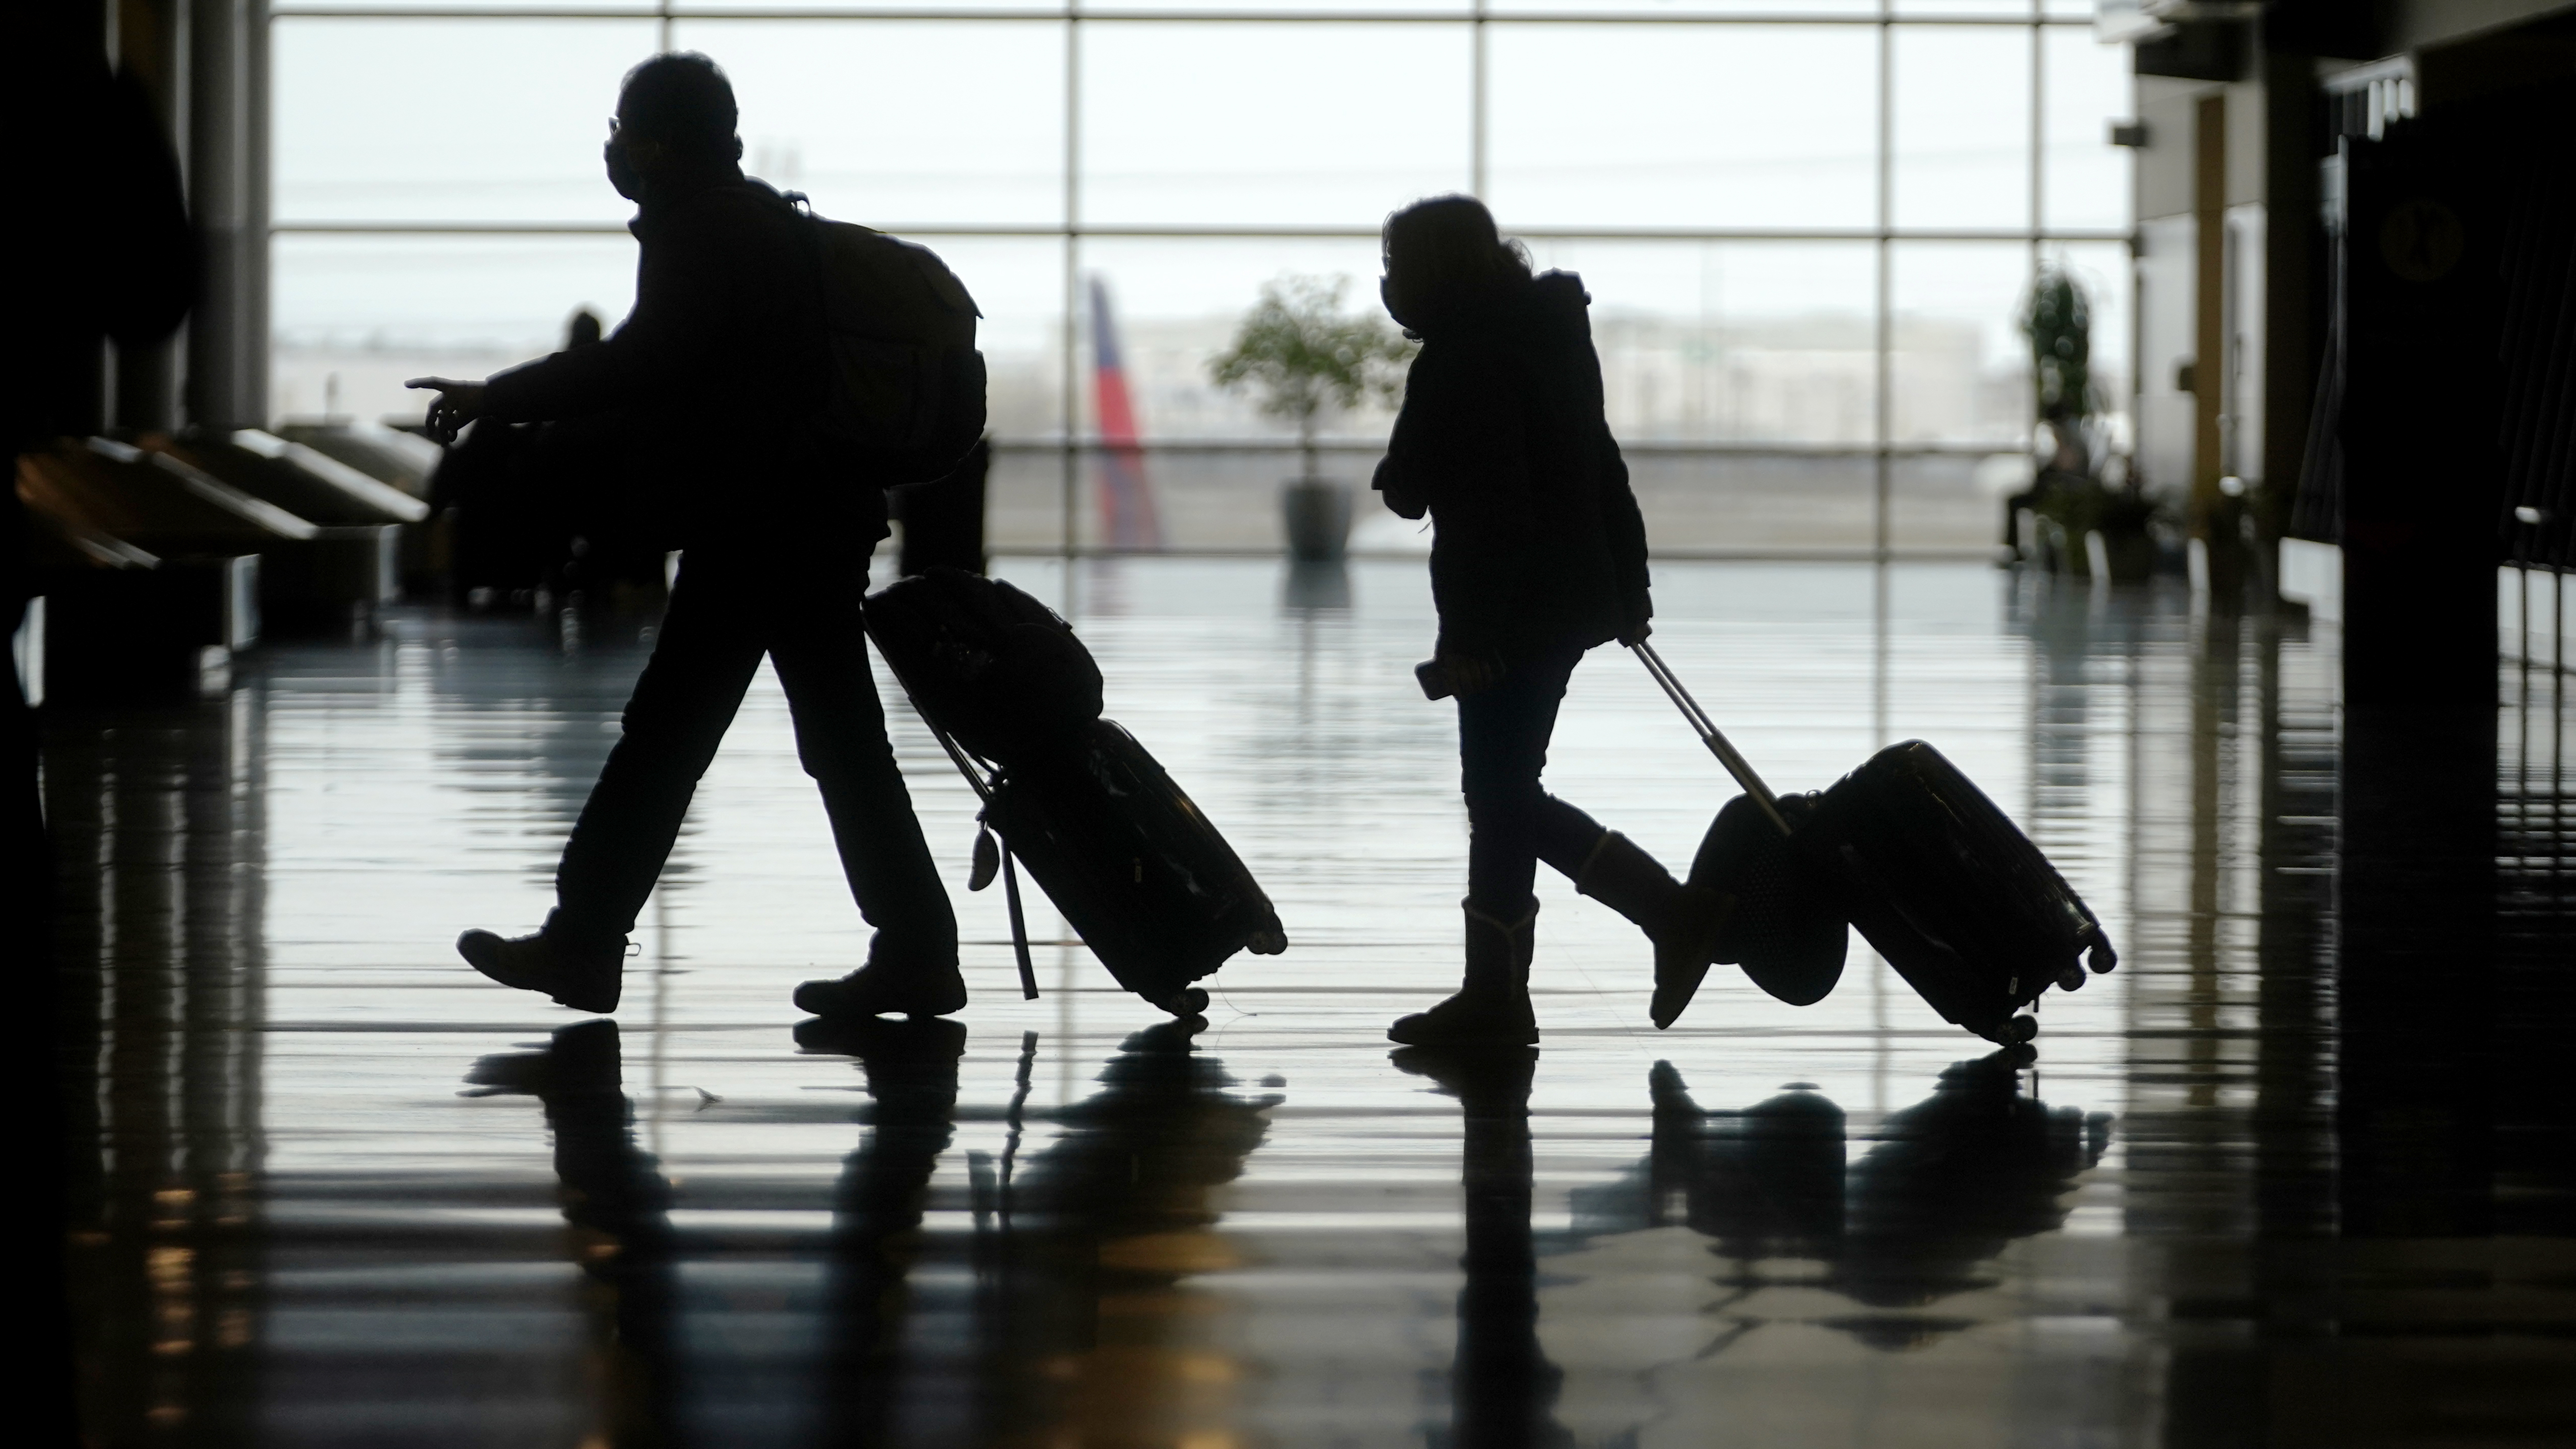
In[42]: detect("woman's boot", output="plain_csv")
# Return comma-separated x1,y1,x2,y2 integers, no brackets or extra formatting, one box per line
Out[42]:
1388,899,1541,1047
1571,831,1735,1030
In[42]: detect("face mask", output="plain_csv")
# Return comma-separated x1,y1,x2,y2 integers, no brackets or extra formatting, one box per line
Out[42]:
604,132,644,202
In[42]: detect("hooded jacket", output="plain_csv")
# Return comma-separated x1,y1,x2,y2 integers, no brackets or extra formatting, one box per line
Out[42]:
1373,270,1651,661
478,172,866,544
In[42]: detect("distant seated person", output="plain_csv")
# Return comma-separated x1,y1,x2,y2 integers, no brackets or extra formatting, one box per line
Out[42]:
429,308,601,606
408,52,960,1024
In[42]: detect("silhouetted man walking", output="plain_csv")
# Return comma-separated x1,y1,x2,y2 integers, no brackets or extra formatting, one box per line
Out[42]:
413,52,962,1021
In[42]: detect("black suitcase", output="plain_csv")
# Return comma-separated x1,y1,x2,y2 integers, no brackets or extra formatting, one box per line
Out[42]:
980,719,1288,1014
864,572,1287,1016
1635,642,2115,1044
1801,740,2115,1040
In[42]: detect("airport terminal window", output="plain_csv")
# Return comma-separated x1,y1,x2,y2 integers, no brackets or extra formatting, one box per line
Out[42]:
269,3,2130,556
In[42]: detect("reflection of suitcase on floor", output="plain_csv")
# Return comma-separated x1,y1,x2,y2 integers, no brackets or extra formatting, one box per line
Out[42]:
1635,642,2115,1044
863,570,1287,1015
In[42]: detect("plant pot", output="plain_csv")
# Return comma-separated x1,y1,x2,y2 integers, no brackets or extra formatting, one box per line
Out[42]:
1281,477,1352,562
2090,524,2156,584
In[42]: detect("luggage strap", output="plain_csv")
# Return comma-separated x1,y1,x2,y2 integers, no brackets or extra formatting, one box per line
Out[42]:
997,846,1039,1003
1630,640,1794,837
900,681,1043,1002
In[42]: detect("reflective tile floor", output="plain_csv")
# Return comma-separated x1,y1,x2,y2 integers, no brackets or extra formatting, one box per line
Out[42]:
46,558,2576,1447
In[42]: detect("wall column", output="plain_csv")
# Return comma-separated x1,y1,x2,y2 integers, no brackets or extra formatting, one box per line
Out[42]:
116,0,191,431
186,0,267,430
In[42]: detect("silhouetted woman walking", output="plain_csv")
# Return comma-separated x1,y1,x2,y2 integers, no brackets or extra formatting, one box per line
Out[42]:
1375,196,1734,1046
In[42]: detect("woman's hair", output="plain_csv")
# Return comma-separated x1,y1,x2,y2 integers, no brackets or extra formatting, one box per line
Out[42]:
1381,196,1531,320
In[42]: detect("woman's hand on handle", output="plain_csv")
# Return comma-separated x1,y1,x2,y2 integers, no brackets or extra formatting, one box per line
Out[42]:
1436,645,1506,697
1618,594,1652,648
405,377,488,445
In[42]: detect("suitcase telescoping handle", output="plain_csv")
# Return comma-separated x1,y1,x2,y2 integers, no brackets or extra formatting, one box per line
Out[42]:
1630,640,1796,838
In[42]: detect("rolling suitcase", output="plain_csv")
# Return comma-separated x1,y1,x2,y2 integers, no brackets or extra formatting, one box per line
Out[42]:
1634,641,2116,1045
863,570,1288,1016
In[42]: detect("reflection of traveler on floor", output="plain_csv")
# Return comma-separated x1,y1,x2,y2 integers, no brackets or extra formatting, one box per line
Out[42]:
976,1019,1278,1445
793,1016,968,1443
1374,197,1735,1045
1395,1047,1573,1448
413,53,959,1021
465,1022,682,1443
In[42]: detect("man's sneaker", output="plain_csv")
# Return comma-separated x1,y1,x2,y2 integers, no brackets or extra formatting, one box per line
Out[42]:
793,958,967,1021
457,928,623,1014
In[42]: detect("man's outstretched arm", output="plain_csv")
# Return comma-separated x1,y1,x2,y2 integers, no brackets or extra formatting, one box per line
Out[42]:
407,213,728,439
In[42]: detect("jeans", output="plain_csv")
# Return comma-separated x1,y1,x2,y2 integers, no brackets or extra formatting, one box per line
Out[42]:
1456,643,1608,911
551,543,956,961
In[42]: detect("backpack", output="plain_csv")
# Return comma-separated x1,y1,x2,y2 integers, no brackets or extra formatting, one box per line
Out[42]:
787,193,988,485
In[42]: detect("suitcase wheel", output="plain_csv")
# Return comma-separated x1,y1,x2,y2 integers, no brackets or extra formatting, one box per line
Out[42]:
1997,1013,2038,1045
1162,986,1210,1018
1247,920,1289,956
2056,965,2087,992
2086,933,2119,974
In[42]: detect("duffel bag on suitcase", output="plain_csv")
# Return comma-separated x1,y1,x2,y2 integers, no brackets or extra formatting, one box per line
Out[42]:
864,567,1104,768
1633,641,2115,1045
863,575,1287,1016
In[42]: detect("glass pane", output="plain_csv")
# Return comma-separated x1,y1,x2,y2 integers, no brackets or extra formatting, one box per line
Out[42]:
1107,0,1468,11
1489,240,1879,554
1489,0,1875,12
1889,450,2026,553
270,234,641,424
2042,25,2134,232
670,20,1065,226
274,0,642,11
1080,23,1471,228
1070,238,1393,551
274,18,660,224
1891,24,2034,231
1488,24,1879,230
1895,0,2042,15
1631,452,1876,555
914,236,1069,434
907,237,1068,553
1514,239,1878,445
684,0,1064,11
1890,240,2128,550
1078,237,1392,440
1890,241,2033,445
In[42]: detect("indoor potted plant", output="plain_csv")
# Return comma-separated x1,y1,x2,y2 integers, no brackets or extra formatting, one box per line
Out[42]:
1209,276,1414,561
2022,263,2158,582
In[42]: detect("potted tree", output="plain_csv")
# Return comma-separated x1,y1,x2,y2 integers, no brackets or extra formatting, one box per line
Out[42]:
1209,276,1414,561
2021,263,2158,582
